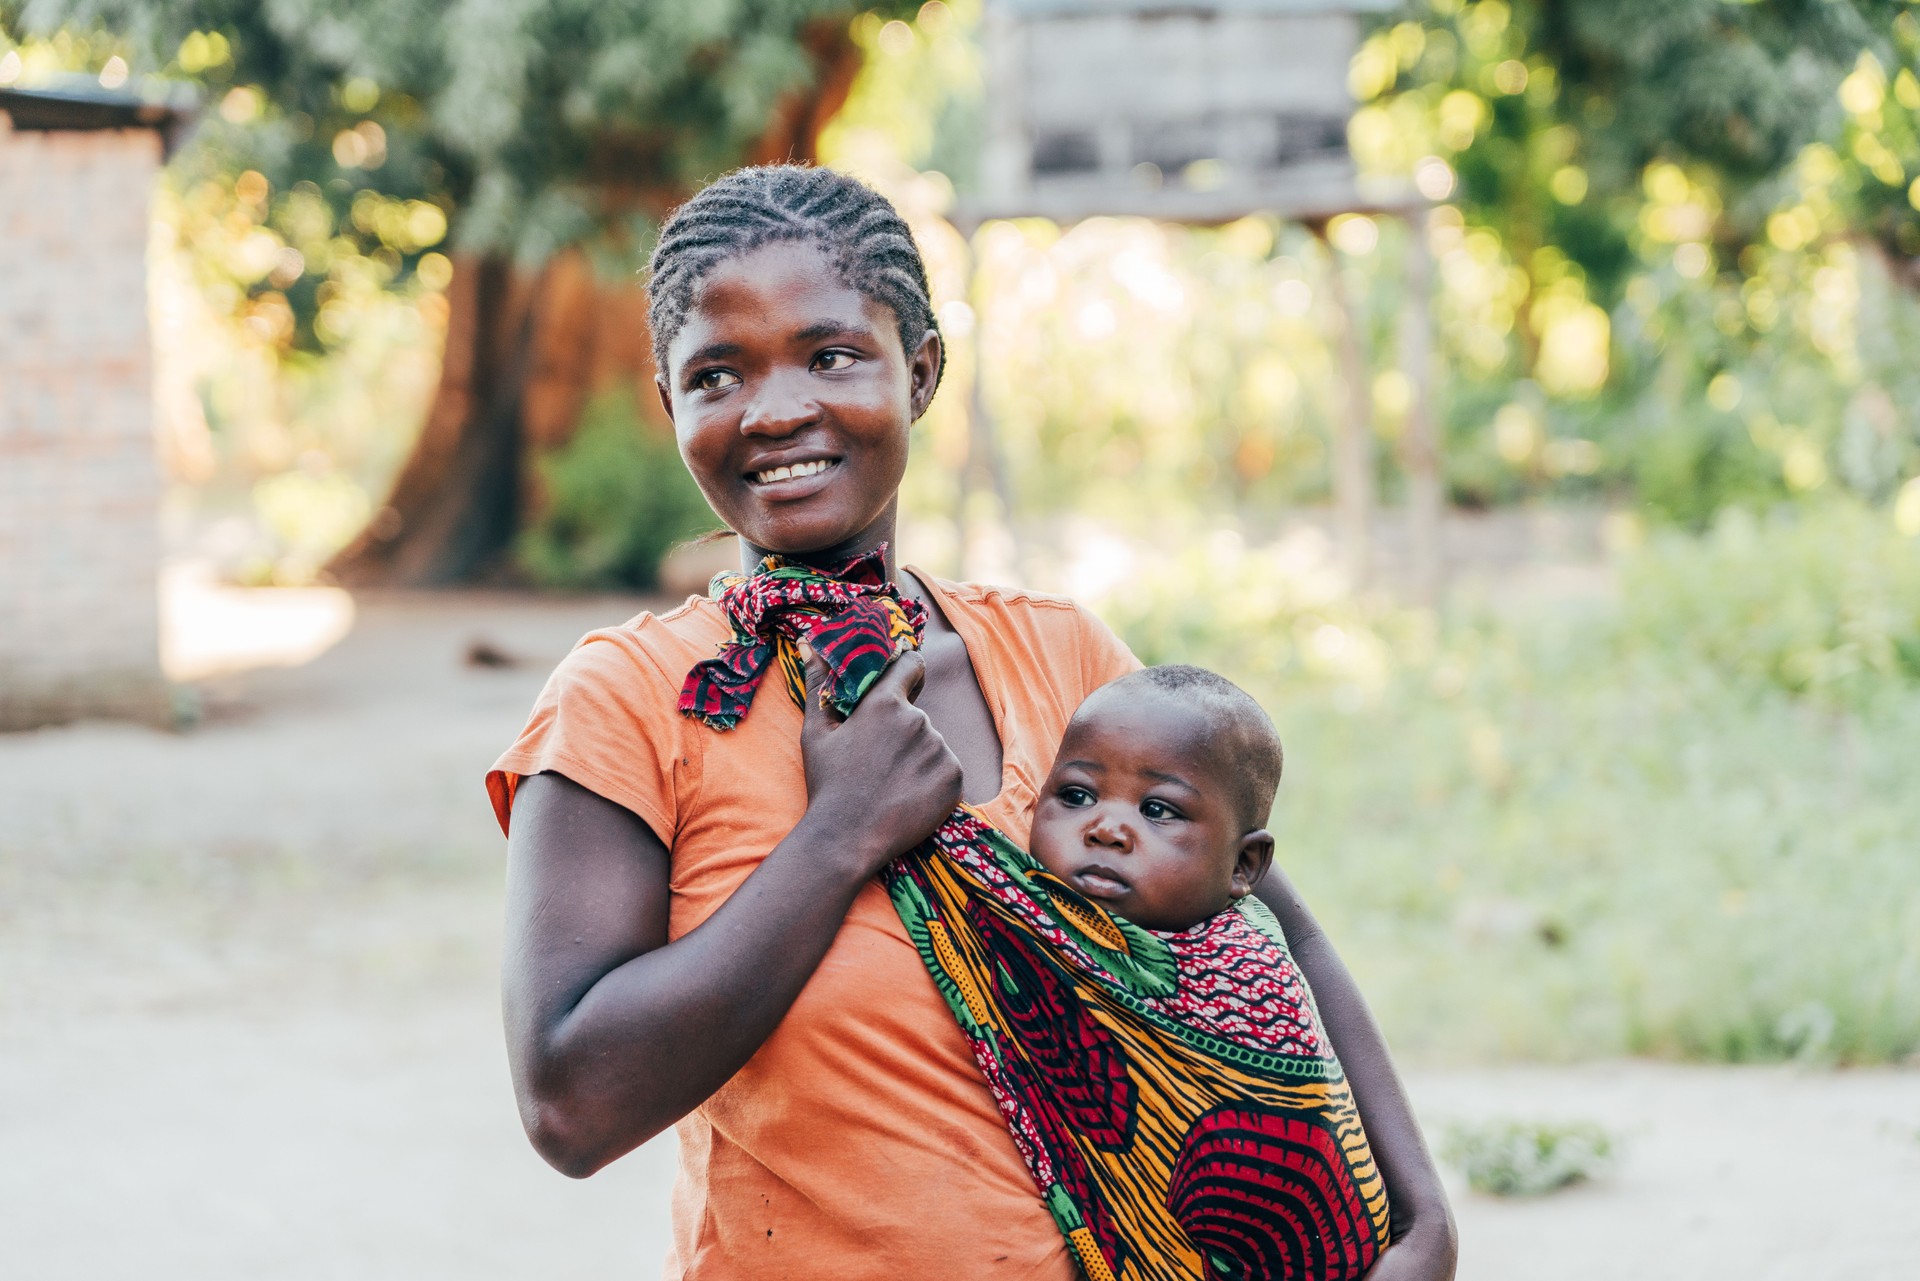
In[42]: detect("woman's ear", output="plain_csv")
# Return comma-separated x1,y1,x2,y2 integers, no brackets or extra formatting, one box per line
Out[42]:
1230,830,1276,900
909,327,943,420
655,376,676,425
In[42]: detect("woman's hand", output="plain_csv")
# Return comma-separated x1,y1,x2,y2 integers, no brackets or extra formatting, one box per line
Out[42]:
800,650,963,881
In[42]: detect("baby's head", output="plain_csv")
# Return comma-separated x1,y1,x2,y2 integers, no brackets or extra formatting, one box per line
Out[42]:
1031,665,1282,932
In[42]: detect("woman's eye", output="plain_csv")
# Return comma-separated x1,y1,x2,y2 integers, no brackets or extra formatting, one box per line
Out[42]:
1142,799,1181,821
1060,786,1095,808
814,350,858,372
693,369,740,391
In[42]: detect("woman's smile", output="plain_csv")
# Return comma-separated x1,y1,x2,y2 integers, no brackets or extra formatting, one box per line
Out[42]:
744,455,843,496
658,239,940,561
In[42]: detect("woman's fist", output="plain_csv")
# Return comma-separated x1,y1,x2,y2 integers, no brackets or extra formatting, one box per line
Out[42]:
799,651,964,881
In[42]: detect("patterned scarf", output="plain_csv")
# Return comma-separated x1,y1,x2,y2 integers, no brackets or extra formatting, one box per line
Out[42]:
684,555,1390,1281
679,546,926,729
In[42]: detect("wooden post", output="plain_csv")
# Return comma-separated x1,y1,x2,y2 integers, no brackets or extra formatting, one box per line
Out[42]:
1313,222,1374,589
1398,211,1444,605
958,226,1018,580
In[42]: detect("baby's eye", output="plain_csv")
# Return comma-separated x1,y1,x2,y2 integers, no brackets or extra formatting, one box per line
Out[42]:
813,350,859,372
693,368,741,392
1059,785,1095,808
1141,799,1182,821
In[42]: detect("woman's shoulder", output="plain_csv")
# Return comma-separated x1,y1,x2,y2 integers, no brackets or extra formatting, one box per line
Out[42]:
489,596,726,840
921,574,1101,628
550,595,730,690
916,571,1141,698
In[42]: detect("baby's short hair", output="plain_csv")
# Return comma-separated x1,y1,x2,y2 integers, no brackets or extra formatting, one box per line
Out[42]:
1099,664,1284,831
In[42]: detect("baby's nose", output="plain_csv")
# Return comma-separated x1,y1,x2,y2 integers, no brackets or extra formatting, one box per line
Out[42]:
1086,813,1132,850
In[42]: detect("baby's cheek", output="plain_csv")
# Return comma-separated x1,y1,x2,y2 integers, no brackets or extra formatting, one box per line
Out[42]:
1027,810,1070,874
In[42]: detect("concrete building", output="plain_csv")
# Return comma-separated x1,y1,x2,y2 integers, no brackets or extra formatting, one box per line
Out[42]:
0,85,187,730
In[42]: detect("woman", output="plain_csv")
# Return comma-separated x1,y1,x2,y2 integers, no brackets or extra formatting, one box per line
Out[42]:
492,166,1456,1281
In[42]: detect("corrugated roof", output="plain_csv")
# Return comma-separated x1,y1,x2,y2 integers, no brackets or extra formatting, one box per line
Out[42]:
0,80,194,144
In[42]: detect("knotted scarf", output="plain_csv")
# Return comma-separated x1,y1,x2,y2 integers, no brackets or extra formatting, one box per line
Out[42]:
680,547,925,729
681,551,1391,1281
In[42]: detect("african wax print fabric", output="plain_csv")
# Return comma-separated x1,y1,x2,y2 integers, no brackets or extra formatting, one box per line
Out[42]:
682,550,1391,1281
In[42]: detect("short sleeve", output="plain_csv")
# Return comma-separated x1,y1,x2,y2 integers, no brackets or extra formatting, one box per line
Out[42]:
1072,600,1144,698
485,626,692,843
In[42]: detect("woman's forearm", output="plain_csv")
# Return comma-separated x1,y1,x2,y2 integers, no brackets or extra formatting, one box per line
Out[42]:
503,777,887,1177
1253,869,1458,1278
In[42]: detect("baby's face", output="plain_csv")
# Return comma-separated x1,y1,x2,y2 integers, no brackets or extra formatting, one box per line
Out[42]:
1030,688,1269,932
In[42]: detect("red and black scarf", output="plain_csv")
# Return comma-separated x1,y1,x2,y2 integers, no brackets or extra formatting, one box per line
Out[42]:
679,546,925,729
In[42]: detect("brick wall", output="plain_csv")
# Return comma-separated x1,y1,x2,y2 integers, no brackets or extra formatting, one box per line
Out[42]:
0,114,172,729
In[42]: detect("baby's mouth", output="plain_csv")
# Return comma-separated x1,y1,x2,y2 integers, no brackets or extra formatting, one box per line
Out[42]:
1071,866,1130,899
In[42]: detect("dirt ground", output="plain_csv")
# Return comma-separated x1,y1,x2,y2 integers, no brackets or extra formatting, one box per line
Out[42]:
3,586,1916,1280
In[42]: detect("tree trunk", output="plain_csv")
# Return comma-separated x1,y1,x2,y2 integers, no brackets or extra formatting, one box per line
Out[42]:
327,22,864,587
326,250,662,586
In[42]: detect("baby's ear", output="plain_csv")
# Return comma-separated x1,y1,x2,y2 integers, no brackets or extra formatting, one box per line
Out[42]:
1230,830,1275,899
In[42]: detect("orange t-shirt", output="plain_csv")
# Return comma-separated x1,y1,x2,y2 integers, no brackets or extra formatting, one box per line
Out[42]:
487,573,1140,1281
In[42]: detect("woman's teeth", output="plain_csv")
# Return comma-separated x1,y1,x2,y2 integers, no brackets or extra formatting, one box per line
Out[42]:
752,459,836,485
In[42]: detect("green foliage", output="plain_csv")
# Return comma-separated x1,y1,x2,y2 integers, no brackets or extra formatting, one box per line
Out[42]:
820,1,981,182
1359,0,1912,288
1085,505,1920,1065
514,390,718,590
1621,503,1920,707
1342,1,1920,523
16,0,912,346
1441,1119,1616,1197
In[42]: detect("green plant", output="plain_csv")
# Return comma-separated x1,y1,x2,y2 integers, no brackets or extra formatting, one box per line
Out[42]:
514,389,719,590
1441,1119,1617,1197
1619,501,1920,708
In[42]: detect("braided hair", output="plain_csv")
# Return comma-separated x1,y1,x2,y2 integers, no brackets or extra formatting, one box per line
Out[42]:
646,165,945,394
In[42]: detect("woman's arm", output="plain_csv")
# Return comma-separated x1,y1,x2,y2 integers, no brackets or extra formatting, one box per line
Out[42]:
502,653,961,1178
1253,868,1459,1280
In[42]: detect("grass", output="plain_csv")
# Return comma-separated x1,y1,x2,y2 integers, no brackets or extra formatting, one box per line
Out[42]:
1092,502,1920,1065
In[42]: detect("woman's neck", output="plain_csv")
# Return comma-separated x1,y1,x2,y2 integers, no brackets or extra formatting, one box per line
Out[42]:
737,508,901,583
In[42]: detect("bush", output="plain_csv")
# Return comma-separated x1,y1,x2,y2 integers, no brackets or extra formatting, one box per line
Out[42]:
1441,1119,1617,1197
514,389,720,589
1619,502,1920,709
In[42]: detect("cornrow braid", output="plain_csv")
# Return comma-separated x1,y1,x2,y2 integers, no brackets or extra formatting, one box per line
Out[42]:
646,164,945,393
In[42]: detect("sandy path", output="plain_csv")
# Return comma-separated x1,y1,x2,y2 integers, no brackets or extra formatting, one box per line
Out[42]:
3,589,1915,1279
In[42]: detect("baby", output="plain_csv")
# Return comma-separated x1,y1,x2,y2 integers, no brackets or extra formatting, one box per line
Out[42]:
973,663,1393,1279
1029,663,1281,933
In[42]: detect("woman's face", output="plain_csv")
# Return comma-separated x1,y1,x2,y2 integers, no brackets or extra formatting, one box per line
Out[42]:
659,239,941,561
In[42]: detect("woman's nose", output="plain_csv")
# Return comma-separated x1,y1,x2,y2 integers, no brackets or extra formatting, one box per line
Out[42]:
739,368,819,438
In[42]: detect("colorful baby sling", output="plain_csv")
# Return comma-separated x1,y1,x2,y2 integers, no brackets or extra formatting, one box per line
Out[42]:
681,550,1391,1281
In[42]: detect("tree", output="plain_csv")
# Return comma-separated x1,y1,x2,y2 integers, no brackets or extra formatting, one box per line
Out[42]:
18,0,913,583
1357,0,1916,304
1347,0,1920,517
